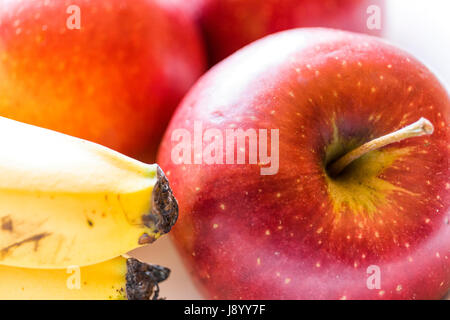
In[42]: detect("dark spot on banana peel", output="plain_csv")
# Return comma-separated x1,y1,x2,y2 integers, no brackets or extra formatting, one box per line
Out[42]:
138,232,157,245
87,219,94,227
143,165,178,235
125,258,170,300
1,216,13,232
0,232,51,258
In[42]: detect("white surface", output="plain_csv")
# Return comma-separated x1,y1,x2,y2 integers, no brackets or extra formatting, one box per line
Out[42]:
385,0,450,88
133,0,450,300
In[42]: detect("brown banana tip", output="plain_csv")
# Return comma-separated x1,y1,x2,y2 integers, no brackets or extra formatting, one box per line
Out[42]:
125,258,171,300
143,165,178,234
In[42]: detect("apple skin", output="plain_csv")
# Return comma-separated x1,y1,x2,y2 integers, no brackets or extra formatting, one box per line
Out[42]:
0,0,205,161
157,28,450,299
171,0,384,65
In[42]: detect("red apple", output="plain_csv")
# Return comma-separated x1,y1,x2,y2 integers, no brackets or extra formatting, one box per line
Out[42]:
170,0,384,65
0,0,206,161
157,28,449,299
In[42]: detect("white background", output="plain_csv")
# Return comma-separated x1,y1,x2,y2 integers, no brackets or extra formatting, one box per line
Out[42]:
132,0,450,299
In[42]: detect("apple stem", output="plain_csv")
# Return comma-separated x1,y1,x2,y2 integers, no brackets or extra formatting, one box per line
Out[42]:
327,117,434,177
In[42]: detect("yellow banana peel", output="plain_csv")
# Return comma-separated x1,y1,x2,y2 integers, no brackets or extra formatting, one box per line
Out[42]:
0,116,178,268
0,256,170,300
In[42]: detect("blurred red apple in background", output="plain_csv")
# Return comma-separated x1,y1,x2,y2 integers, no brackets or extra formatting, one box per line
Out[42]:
157,29,449,299
170,0,384,65
0,0,205,161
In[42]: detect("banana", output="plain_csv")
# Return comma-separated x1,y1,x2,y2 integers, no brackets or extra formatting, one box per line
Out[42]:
0,256,170,300
0,116,178,268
